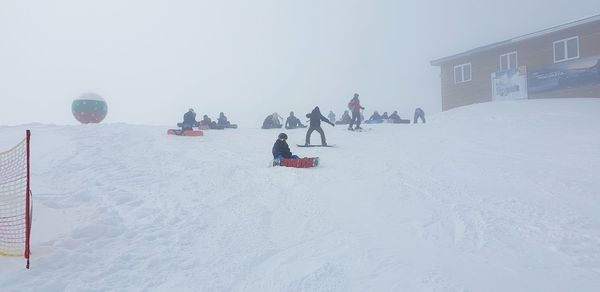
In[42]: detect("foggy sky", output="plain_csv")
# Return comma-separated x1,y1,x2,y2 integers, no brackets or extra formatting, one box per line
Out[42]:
1,0,598,126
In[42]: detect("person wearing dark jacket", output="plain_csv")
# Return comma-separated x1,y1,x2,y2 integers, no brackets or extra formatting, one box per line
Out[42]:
369,111,382,121
262,113,283,129
217,112,231,127
338,110,351,124
414,107,426,124
201,114,223,129
305,106,335,146
272,133,299,160
182,108,197,130
285,111,306,129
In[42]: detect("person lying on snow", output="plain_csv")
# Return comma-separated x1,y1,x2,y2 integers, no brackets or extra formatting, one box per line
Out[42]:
285,111,306,129
305,106,334,146
272,133,299,161
182,108,197,130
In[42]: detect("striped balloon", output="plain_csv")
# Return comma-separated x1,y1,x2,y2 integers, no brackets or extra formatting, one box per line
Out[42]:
72,93,108,124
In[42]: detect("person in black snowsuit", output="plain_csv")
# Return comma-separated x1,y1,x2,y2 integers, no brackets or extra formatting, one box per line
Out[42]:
182,108,197,130
305,106,334,146
217,112,231,127
285,111,306,129
272,133,299,160
414,108,426,124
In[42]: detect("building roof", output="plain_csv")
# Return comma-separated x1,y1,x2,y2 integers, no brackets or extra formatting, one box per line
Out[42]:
430,14,600,66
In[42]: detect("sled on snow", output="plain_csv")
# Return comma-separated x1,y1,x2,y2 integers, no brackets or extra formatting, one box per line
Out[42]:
167,129,204,136
273,157,319,168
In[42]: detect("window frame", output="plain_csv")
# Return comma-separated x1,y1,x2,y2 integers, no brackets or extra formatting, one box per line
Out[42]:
553,36,579,63
499,51,518,71
454,63,472,84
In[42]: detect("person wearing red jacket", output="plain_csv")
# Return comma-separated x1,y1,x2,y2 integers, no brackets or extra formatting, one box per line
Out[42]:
348,93,365,130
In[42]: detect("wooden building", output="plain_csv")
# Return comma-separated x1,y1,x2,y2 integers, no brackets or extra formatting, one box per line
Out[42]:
431,15,600,111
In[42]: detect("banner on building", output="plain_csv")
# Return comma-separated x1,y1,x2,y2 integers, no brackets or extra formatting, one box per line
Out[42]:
528,56,600,94
491,66,528,100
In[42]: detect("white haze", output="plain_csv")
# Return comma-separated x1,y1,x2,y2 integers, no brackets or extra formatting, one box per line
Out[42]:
0,0,598,126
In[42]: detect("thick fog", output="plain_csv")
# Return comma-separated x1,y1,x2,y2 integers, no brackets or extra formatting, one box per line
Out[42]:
1,0,598,126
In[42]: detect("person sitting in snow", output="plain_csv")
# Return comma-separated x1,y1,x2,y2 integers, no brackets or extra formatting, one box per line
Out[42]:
262,112,283,129
369,110,382,121
381,112,389,120
272,133,299,161
327,110,336,124
201,114,223,129
217,112,231,127
285,111,306,129
389,111,401,123
338,110,352,124
305,106,335,146
182,108,197,130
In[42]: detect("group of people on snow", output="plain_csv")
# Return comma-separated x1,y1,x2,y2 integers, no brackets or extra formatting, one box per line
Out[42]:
181,109,234,130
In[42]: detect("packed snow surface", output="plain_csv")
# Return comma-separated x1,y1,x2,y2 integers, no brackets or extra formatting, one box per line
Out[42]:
1,99,600,291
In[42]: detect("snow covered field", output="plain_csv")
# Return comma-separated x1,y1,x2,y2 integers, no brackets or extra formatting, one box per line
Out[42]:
1,98,600,291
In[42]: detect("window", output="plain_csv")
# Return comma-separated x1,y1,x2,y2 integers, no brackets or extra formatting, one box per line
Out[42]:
454,63,471,84
500,51,517,71
554,36,579,63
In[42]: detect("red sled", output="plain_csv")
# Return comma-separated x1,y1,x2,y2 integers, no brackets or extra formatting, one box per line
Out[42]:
167,129,204,136
273,157,319,168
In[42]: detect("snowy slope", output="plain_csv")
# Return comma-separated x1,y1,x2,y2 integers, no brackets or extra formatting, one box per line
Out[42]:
1,99,600,292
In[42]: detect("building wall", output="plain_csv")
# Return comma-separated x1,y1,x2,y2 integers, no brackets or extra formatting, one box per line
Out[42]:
438,20,600,111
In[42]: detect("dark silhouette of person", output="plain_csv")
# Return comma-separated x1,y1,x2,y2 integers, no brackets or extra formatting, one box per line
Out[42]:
285,111,306,129
414,108,426,124
305,106,334,146
262,113,283,129
217,112,231,127
182,108,197,130
339,110,351,124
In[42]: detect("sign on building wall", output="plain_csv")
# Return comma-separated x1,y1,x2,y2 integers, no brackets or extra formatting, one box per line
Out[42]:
491,66,528,100
528,56,600,94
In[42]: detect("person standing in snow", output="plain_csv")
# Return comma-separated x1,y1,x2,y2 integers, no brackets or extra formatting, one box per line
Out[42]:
182,108,197,130
414,108,426,124
348,93,365,130
272,133,299,160
305,106,335,146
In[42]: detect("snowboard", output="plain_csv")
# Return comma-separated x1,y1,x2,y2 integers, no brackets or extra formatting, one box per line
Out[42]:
347,127,371,132
167,129,203,136
273,157,319,168
296,144,335,147
364,119,385,124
